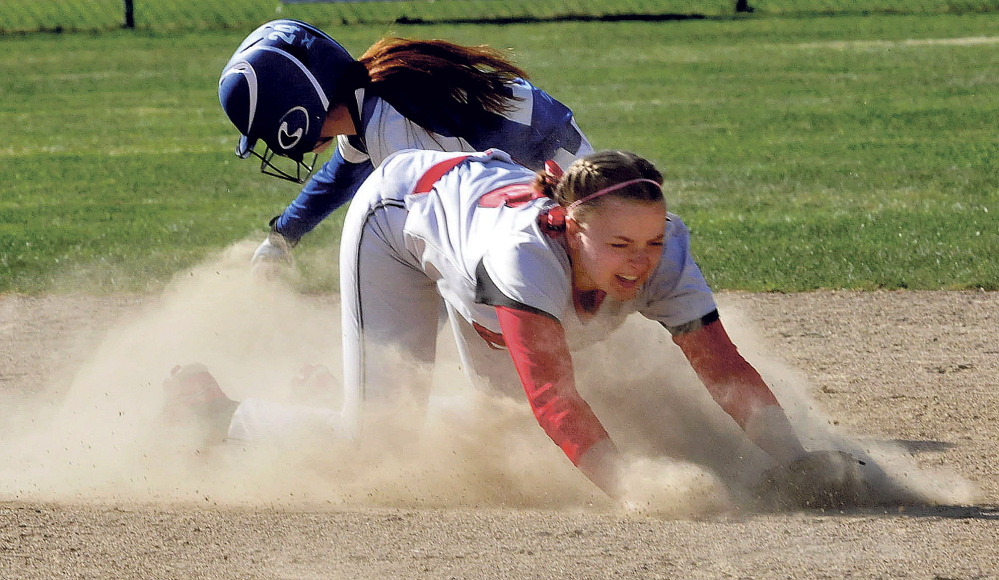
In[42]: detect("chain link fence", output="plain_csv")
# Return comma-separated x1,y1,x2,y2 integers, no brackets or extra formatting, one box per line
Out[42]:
3,0,997,34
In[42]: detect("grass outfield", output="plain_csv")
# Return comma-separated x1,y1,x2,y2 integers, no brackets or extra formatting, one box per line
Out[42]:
1,13,997,293
5,0,999,34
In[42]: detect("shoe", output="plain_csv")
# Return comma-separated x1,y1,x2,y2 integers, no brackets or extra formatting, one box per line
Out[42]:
161,363,239,447
288,363,341,406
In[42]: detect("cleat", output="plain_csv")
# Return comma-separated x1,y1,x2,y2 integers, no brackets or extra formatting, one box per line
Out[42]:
161,363,239,447
288,363,341,406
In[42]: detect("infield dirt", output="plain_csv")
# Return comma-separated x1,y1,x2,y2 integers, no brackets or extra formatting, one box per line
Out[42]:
1,250,996,578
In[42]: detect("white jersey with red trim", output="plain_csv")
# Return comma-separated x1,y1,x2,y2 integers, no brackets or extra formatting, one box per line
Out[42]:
372,148,718,351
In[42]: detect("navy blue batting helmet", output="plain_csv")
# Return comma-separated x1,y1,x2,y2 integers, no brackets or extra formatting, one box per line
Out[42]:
219,20,356,181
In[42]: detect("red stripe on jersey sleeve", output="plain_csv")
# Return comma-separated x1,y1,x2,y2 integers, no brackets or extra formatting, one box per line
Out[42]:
495,305,609,465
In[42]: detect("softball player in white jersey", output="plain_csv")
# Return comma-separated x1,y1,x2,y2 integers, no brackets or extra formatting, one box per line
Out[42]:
200,148,817,500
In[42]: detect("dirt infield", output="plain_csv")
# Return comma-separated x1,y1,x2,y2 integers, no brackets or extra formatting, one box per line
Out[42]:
1,286,997,579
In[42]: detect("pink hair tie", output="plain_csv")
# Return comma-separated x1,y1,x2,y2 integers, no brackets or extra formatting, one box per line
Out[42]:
566,178,662,212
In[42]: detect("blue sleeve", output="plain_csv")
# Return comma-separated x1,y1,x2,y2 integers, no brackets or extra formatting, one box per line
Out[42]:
465,80,592,171
273,148,374,241
525,85,588,160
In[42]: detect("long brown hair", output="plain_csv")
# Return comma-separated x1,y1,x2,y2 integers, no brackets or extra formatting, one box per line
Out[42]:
357,38,529,135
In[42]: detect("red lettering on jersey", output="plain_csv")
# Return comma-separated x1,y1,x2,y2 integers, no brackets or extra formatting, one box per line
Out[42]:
477,183,543,208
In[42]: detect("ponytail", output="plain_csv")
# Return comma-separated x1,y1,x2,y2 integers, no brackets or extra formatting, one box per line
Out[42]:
533,169,561,200
357,38,529,135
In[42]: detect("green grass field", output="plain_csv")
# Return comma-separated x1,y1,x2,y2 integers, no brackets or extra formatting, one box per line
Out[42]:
3,0,998,34
2,12,997,294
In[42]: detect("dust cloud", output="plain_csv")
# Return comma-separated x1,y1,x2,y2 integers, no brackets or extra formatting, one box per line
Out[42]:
576,307,978,510
0,242,977,516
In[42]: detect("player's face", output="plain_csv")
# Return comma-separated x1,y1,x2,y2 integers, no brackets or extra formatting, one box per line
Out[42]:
567,197,667,302
313,103,356,153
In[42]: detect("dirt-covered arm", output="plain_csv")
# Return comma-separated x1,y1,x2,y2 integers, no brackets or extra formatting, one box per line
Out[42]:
670,313,806,465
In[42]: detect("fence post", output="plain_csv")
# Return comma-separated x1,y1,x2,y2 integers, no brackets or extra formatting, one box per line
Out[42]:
123,0,135,28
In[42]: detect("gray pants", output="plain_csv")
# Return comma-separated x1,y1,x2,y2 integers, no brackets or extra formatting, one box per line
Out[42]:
227,166,521,444
338,190,521,438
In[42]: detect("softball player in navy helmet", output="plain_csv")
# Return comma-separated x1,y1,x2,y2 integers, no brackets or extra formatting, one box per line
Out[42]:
168,148,842,502
218,19,593,269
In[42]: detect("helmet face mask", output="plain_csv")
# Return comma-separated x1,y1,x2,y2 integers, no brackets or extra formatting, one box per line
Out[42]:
234,110,320,184
242,141,319,185
219,19,355,183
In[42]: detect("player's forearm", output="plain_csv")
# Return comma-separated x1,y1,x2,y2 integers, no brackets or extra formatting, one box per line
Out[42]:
494,306,611,466
575,437,625,498
743,405,806,465
276,187,347,241
671,318,776,424
671,317,804,464
274,153,373,241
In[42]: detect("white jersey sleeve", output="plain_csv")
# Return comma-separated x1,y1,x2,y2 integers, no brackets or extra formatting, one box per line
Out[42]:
638,214,718,329
479,229,573,322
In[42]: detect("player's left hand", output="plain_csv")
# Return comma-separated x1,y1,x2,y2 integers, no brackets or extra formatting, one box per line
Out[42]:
251,232,294,280
754,450,870,510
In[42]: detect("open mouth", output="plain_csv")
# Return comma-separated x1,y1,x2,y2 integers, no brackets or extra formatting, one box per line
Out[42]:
615,273,641,289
